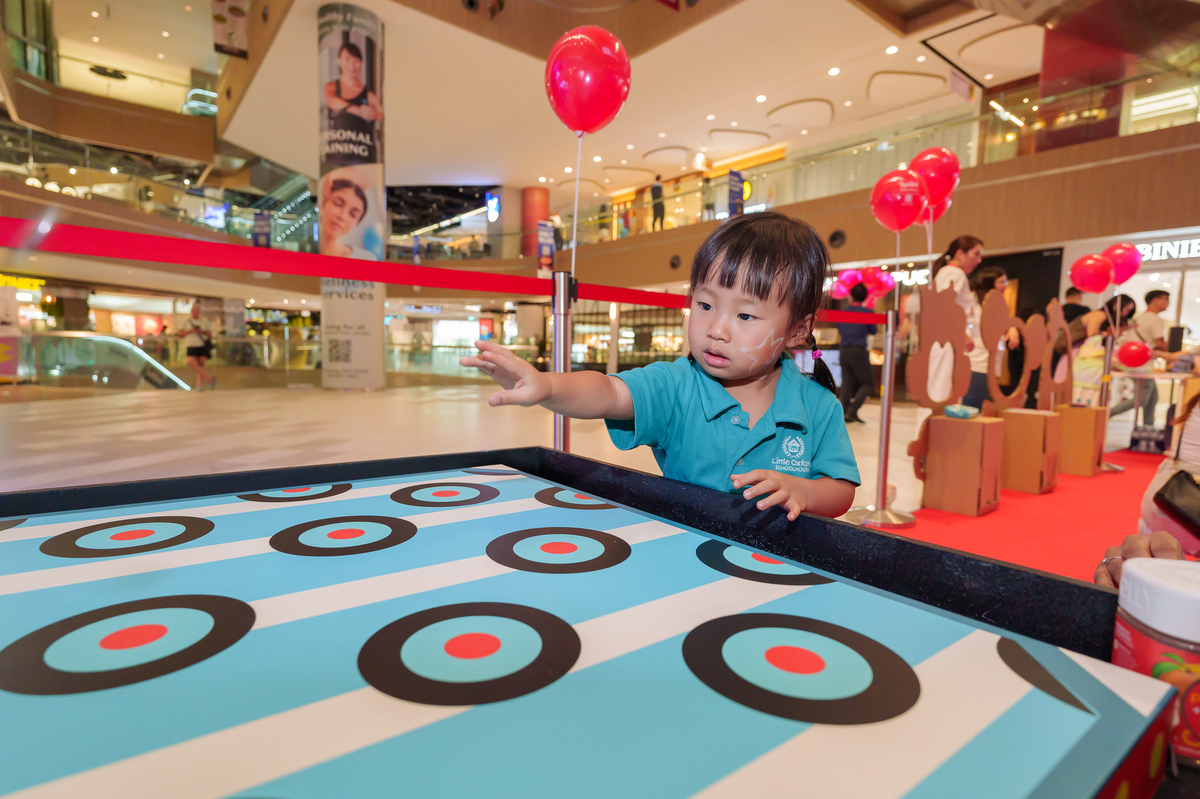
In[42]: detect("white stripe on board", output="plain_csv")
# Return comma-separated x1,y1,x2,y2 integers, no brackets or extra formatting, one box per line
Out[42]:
9,578,807,798
0,473,525,543
690,629,1033,799
249,522,682,629
0,498,545,597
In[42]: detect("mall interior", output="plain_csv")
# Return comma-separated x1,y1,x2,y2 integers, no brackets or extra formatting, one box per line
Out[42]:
2,0,1200,796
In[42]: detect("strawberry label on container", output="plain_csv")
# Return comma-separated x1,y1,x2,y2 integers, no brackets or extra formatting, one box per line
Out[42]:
1114,614,1200,759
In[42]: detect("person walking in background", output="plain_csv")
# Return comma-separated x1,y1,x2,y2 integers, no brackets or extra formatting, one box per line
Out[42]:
1062,287,1090,323
651,175,665,231
1111,289,1172,426
701,177,716,221
180,301,215,391
837,283,876,424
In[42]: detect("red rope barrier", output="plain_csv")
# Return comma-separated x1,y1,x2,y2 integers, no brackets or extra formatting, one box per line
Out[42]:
819,309,888,325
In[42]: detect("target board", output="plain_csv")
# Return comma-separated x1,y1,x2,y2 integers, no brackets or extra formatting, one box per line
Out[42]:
0,464,1174,798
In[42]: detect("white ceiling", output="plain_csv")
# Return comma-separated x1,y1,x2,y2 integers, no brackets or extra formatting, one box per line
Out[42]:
224,1,1036,204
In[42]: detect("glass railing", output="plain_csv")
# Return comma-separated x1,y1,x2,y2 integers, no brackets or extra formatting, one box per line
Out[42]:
20,332,191,390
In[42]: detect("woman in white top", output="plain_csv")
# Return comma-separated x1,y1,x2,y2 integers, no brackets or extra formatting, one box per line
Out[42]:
1139,392,1200,555
915,236,983,431
179,302,215,391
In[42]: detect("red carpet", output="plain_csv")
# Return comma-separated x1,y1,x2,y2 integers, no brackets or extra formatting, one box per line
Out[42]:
902,450,1164,583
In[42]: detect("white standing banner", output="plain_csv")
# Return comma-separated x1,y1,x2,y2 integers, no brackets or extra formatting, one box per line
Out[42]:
321,279,385,390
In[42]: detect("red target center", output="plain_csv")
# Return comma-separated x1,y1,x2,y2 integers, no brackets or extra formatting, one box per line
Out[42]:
751,553,783,565
109,528,156,541
444,632,501,660
765,645,825,674
432,490,461,497
281,488,311,493
540,541,578,554
100,624,169,650
573,494,591,500
327,528,365,540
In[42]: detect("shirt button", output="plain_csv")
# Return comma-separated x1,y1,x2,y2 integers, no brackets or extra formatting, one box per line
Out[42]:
731,415,740,425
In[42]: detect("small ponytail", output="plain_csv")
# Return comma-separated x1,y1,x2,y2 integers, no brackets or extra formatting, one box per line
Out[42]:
804,334,838,395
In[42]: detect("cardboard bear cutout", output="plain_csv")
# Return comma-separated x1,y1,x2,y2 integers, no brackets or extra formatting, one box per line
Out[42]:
906,286,973,479
1038,299,1074,411
980,287,1048,416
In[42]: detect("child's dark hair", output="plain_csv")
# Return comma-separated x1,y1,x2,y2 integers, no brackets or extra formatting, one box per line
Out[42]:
688,211,836,393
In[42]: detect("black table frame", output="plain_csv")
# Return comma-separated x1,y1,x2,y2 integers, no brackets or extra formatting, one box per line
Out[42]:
0,446,1118,660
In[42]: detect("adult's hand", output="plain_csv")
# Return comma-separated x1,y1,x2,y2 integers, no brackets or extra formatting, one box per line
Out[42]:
1094,531,1183,588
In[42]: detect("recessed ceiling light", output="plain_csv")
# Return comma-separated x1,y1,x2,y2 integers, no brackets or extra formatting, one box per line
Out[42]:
157,53,164,59
1032,105,1038,110
658,132,666,138
564,167,572,173
69,167,76,174
755,95,766,102
843,101,852,107
593,155,602,162
92,36,99,42
538,176,546,182
90,10,99,17
801,129,808,135
603,178,610,183
283,299,289,304
620,159,626,164
706,114,715,120
1022,97,1029,103
916,55,926,62
680,166,686,170
548,178,554,183
183,178,190,185
886,46,898,54
162,31,169,37
626,144,634,149
700,147,707,153
730,121,738,126
828,67,840,76
984,74,993,80
185,4,192,10
593,192,599,197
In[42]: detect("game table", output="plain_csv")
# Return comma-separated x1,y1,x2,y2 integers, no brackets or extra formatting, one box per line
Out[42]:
0,447,1187,798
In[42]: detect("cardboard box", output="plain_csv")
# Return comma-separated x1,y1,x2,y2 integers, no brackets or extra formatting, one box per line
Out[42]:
1000,409,1060,494
1056,404,1108,477
923,416,1004,517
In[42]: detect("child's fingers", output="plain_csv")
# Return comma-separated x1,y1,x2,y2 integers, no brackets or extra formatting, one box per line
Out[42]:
742,479,779,501
489,383,541,407
730,470,769,489
755,488,789,512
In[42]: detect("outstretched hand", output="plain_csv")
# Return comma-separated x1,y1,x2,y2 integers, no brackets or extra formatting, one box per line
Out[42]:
460,340,552,407
1094,531,1183,588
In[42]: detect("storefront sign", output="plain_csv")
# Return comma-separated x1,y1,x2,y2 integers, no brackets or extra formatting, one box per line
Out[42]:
537,220,555,278
0,337,16,379
212,0,249,58
485,192,500,223
321,278,385,390
728,171,744,216
252,212,271,247
1136,238,1200,262
404,304,442,314
0,273,45,291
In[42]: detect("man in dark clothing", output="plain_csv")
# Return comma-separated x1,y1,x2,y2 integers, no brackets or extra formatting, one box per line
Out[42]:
651,175,665,231
836,283,877,424
1062,288,1090,324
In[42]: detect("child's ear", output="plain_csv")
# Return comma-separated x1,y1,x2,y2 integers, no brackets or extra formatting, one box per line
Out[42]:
785,314,814,348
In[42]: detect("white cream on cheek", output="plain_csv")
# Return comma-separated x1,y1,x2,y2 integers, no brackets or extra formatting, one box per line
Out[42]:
740,328,785,369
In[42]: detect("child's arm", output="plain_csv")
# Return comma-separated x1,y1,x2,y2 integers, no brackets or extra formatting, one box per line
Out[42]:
730,471,856,521
461,340,634,420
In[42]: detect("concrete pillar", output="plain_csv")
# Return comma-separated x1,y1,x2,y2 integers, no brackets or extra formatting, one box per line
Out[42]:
521,187,549,259
607,302,619,374
485,186,522,260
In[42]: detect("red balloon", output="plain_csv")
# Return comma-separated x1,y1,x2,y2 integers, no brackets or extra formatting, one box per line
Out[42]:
1069,254,1114,294
545,27,631,135
839,269,862,286
909,148,961,207
1118,340,1153,368
830,280,850,300
870,170,928,232
1103,242,1143,285
916,196,952,227
875,272,896,292
861,267,882,288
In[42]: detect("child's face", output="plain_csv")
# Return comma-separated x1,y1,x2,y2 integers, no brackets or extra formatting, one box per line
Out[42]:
689,278,808,381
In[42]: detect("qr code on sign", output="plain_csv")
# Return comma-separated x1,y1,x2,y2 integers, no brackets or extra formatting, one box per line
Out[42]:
329,338,352,363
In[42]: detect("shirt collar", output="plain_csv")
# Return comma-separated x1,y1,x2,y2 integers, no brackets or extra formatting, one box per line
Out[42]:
689,355,810,432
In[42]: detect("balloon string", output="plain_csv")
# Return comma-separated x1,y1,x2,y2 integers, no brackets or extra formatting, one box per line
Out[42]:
570,132,583,279
925,221,933,272
895,230,900,265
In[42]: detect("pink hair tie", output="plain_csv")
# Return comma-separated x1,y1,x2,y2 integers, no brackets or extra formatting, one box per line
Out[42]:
812,349,822,360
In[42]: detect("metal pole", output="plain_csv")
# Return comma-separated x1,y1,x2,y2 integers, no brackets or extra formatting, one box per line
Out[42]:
1100,336,1114,407
552,270,572,452
845,310,916,529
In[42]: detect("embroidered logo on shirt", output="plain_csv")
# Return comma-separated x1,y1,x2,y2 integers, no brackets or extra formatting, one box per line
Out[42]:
782,435,805,459
772,435,810,474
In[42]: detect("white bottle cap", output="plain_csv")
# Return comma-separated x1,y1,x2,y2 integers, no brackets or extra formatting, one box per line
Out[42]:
1119,559,1200,643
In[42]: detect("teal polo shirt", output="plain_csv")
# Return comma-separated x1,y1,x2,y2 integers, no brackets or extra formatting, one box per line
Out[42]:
606,356,861,494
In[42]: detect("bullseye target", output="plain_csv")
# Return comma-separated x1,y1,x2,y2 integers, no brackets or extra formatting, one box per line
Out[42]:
391,482,500,508
695,540,834,586
270,515,416,557
533,487,615,510
358,602,579,705
0,595,254,695
237,484,351,503
40,516,215,559
486,527,631,574
0,518,25,533
682,613,919,724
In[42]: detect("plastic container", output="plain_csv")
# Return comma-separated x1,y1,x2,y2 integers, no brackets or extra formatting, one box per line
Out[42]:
1112,559,1200,766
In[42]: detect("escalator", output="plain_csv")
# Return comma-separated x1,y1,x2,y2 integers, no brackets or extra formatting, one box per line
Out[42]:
28,333,190,390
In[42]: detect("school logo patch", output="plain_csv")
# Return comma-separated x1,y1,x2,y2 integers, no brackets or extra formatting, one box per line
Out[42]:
782,435,804,459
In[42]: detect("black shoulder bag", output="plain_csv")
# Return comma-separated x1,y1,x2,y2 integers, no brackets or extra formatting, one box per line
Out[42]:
1152,421,1200,537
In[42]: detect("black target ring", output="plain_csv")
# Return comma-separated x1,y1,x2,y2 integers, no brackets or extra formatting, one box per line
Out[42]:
40,516,215,559
269,515,417,557
0,595,255,695
0,518,27,533
237,483,352,503
533,487,616,510
486,527,632,574
683,613,919,725
695,540,834,586
358,602,579,705
390,482,500,508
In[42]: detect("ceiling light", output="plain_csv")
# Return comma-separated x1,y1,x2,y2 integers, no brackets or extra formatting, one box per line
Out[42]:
92,36,99,42
680,166,686,170
109,166,118,174
658,132,666,138
730,121,738,126
283,299,289,304
91,10,99,17
603,178,610,183
185,4,192,10
1032,105,1038,110
843,101,852,107
620,159,626,164
162,30,169,37
538,176,546,182
301,299,306,304
700,147,707,152
593,192,598,197
916,55,926,62
828,67,839,76
886,46,898,54
68,167,76,174
593,155,601,162
183,178,190,185
801,129,808,135
984,74,993,80
755,95,766,103
626,144,634,149
706,114,715,120
157,53,164,59
564,167,572,173
548,178,554,183
1022,98,1029,103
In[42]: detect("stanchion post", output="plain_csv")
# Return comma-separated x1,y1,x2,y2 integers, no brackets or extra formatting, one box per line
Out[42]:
844,310,916,529
552,270,572,452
